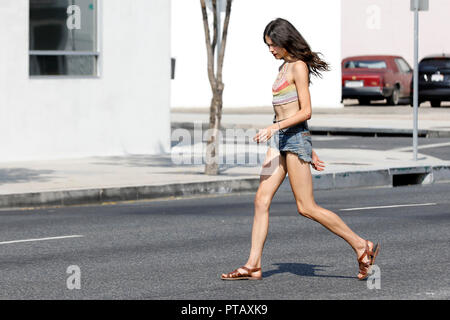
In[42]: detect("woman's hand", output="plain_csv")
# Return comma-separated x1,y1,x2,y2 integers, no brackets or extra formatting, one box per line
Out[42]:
253,124,277,143
311,149,325,171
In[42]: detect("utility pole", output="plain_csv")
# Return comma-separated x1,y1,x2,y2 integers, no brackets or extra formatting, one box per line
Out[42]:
410,0,429,161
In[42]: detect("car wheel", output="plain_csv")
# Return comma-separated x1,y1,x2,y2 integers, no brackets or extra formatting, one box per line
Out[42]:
430,100,441,108
358,98,370,105
387,88,400,105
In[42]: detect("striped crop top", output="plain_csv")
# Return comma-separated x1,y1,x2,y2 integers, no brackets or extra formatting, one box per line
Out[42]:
272,62,298,106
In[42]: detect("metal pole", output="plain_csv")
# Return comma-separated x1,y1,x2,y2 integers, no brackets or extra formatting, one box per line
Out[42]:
413,2,419,161
70,0,75,51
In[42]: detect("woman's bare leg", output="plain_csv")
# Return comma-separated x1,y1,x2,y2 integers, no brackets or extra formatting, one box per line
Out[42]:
221,147,287,279
285,152,373,279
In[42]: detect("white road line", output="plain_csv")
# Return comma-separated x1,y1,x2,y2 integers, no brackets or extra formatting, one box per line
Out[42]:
0,235,84,245
390,141,450,152
340,203,437,212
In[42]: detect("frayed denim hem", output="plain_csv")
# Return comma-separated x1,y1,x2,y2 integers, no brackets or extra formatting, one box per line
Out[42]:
280,149,312,163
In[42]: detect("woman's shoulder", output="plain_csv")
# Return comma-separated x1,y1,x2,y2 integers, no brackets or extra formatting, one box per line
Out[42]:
291,60,309,73
288,60,310,85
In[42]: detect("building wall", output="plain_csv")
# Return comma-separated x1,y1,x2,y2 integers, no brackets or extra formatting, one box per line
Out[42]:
342,0,450,66
0,0,171,162
171,0,342,109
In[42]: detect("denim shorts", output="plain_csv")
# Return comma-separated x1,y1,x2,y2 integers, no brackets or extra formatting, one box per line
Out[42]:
271,115,313,163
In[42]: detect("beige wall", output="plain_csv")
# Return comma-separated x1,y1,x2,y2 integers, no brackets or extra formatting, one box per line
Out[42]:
342,0,450,66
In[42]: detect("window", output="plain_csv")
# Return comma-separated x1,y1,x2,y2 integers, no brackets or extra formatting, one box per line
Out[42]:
419,58,450,72
395,58,412,74
344,60,387,69
29,0,99,77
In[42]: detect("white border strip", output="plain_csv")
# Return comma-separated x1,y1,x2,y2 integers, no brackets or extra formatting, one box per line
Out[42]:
340,203,437,211
0,235,84,245
390,142,450,152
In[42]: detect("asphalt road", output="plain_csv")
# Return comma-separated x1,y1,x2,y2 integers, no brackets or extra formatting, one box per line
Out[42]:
311,135,450,161
0,181,449,300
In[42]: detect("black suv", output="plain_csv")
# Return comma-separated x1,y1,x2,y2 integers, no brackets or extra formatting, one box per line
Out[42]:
413,54,450,107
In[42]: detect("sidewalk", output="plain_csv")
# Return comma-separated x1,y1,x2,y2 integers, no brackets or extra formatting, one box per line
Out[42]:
1,106,450,209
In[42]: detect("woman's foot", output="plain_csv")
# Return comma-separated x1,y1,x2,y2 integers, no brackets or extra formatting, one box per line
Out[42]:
221,265,262,280
355,240,380,280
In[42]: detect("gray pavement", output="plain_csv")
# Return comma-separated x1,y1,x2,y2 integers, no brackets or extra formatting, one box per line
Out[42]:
1,105,450,209
0,182,449,299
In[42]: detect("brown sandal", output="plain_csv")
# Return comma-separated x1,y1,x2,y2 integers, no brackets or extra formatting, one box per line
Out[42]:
357,240,380,280
221,266,262,281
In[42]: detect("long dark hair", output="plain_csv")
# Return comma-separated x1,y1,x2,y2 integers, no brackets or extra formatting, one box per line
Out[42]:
264,18,330,83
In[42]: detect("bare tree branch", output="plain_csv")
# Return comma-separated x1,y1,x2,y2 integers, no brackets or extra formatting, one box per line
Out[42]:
200,0,217,90
217,0,232,85
211,0,218,55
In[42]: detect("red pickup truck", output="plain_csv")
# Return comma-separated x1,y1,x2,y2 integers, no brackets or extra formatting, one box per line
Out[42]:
342,55,413,105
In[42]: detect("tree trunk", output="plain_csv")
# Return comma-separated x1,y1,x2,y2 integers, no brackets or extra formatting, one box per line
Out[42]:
200,0,232,175
205,86,224,175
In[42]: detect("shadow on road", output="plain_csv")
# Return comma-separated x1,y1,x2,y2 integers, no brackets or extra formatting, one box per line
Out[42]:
0,168,54,185
263,262,354,279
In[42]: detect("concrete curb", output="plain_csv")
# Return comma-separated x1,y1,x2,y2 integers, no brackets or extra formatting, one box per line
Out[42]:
0,179,260,210
308,126,429,137
1,165,449,210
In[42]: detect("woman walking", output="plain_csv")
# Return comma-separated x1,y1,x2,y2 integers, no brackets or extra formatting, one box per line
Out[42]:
221,18,379,281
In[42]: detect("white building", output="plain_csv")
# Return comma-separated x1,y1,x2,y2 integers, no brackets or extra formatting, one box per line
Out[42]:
171,0,342,110
172,0,450,111
0,0,171,162
342,0,450,67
